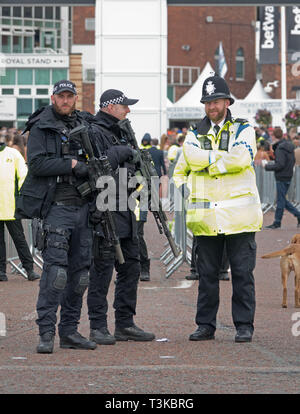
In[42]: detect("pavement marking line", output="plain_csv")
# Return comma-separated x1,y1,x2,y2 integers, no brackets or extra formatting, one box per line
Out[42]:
141,280,194,290
0,364,300,374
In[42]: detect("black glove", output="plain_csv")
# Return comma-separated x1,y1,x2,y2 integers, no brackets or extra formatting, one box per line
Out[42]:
127,149,140,164
73,161,88,178
179,183,190,200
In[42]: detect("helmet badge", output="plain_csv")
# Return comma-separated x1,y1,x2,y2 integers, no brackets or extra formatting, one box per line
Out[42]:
205,80,216,95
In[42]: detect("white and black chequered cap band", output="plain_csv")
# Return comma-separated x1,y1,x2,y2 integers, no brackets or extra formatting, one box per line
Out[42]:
100,89,138,108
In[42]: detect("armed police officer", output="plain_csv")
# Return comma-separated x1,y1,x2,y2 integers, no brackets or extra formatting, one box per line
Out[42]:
86,89,155,344
15,80,97,353
173,74,262,343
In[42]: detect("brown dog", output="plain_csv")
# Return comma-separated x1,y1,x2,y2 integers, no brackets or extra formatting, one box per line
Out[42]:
261,234,300,308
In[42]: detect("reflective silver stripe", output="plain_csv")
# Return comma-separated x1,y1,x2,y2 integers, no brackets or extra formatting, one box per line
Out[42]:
188,196,257,209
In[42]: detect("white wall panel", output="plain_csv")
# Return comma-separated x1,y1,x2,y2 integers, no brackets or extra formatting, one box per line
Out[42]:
95,0,167,141
102,38,161,73
102,0,161,35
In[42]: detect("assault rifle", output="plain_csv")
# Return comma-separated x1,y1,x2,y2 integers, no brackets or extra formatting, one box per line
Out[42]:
69,124,125,264
117,119,180,258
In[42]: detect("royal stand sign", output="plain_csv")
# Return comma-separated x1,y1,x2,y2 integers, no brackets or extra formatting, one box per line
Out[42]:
0,54,69,69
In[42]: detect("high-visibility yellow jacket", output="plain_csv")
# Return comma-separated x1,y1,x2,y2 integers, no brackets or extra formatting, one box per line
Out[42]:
173,115,263,236
167,144,179,161
0,145,28,220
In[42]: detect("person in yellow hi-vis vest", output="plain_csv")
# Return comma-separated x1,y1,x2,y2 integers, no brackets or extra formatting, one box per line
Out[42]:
0,136,40,282
173,74,262,344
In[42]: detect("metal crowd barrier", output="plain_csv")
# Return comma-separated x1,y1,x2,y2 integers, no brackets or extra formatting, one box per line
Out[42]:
5,219,43,279
6,167,300,279
161,165,300,278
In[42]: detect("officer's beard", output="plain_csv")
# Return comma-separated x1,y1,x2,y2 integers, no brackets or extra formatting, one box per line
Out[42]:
207,105,227,124
53,101,76,117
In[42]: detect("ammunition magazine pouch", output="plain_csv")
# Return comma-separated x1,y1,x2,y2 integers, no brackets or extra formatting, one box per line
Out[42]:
43,225,70,251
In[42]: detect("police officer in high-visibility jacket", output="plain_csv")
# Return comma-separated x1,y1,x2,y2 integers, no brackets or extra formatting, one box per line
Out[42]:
173,74,263,343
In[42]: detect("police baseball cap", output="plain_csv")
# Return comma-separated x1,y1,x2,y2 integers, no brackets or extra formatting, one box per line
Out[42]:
52,80,77,95
201,74,234,105
100,89,139,108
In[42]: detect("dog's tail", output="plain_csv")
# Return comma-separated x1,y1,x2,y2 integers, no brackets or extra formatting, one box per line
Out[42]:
261,245,297,259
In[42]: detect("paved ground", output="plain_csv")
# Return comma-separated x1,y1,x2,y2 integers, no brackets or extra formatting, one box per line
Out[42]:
0,210,300,397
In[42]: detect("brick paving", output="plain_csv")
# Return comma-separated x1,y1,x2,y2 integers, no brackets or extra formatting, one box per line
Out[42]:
0,210,299,395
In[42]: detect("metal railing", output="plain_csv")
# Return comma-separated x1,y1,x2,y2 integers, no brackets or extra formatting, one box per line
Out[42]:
161,165,300,278
5,219,43,279
6,166,300,279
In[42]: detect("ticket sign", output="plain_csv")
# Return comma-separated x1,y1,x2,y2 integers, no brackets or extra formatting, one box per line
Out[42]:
0,97,17,121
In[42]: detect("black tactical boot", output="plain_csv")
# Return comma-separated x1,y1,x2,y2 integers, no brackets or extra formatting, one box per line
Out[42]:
114,324,155,342
0,271,8,282
60,331,97,350
140,272,150,281
185,272,199,280
27,270,40,281
90,327,116,345
37,332,55,354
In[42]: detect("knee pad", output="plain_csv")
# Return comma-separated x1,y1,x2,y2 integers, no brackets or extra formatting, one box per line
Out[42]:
75,271,89,295
52,267,67,290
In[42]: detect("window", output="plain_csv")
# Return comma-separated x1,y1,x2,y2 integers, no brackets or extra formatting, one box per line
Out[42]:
17,98,32,118
24,7,32,18
36,88,49,95
23,35,33,53
19,88,31,95
34,7,43,19
12,35,22,53
0,69,16,85
35,69,50,85
84,68,95,82
18,69,33,85
2,7,11,17
85,18,95,31
13,7,21,18
52,68,68,84
1,35,11,53
2,88,14,95
35,98,49,111
236,47,245,81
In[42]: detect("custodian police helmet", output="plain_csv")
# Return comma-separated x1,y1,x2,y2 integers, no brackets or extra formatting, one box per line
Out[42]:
201,74,234,105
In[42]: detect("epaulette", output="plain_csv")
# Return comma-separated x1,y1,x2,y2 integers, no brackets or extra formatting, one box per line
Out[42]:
234,118,248,124
22,106,46,134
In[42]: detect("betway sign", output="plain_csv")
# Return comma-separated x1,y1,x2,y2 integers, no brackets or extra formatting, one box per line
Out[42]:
259,6,279,64
287,6,300,62
0,54,69,69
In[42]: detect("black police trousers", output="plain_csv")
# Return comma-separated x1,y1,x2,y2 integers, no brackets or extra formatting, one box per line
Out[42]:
36,203,92,337
194,232,256,333
0,219,34,274
87,236,140,329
